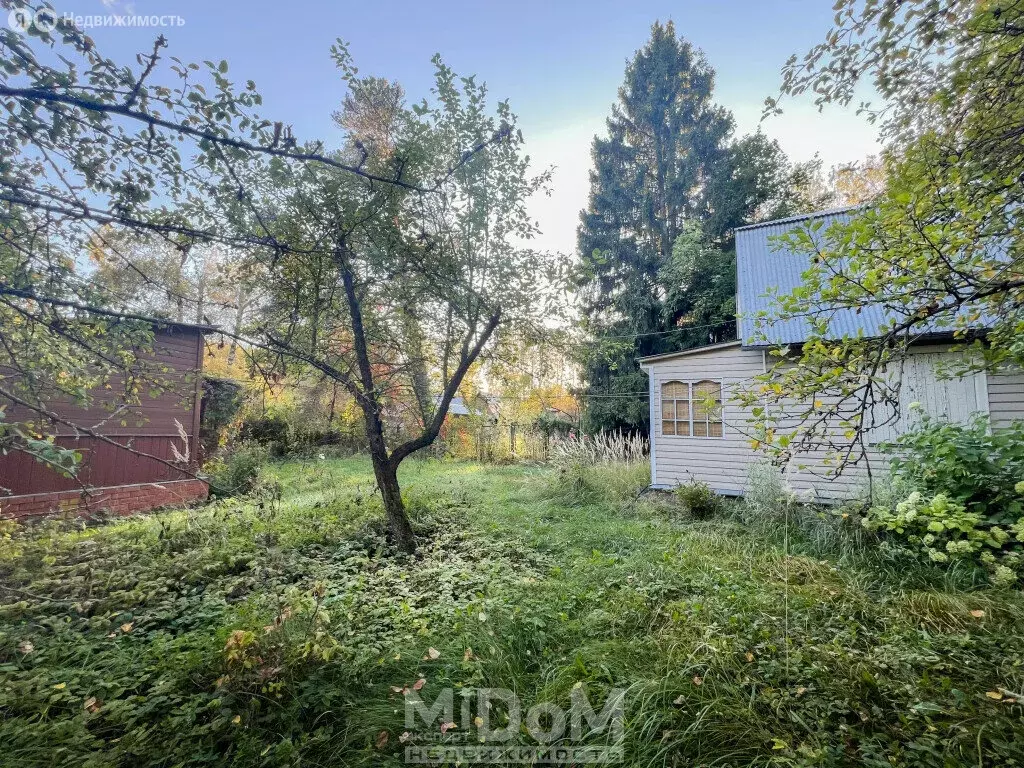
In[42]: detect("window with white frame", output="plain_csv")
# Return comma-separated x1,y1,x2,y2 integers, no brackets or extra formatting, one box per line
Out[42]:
661,380,723,437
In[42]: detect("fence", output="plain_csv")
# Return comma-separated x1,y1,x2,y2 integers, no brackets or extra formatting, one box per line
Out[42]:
434,421,570,462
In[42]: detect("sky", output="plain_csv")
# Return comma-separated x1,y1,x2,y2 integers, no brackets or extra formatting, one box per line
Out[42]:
79,0,881,256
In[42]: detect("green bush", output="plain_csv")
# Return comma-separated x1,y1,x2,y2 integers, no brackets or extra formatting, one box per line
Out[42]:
239,415,290,455
675,479,724,520
863,490,1023,586
205,441,268,496
887,415,1024,525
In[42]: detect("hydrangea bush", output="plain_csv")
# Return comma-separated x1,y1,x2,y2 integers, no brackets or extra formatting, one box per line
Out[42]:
864,491,1024,586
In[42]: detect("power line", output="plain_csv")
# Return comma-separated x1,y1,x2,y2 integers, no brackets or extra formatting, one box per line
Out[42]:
580,320,735,341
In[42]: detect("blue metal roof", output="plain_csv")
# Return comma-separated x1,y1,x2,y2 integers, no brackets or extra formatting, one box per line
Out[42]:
736,207,874,346
736,206,996,347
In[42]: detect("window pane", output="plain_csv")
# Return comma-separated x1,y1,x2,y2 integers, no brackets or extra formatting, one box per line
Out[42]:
664,381,686,399
676,420,690,436
694,381,722,423
694,380,722,399
662,420,675,436
693,398,707,419
662,400,675,419
709,421,723,437
693,421,708,437
678,400,690,420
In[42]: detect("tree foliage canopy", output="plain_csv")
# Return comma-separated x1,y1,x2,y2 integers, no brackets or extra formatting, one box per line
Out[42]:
747,0,1024,472
0,6,557,550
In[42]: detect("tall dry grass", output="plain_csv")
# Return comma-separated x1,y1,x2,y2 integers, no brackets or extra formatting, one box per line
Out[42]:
547,431,650,504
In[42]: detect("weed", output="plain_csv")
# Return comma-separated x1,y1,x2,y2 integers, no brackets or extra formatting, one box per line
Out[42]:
674,479,723,520
1,457,1022,767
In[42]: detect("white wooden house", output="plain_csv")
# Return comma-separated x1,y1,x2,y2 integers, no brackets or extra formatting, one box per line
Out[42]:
639,208,1024,499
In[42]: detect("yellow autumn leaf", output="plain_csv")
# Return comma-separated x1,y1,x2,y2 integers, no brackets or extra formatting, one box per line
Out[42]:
986,691,1003,700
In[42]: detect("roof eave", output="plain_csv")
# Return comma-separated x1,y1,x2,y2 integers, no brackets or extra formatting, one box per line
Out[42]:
637,339,743,367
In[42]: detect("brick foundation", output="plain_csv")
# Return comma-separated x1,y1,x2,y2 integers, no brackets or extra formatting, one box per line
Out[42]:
0,479,209,520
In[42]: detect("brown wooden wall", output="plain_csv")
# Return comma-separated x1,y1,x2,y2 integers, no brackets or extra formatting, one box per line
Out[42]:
0,325,205,497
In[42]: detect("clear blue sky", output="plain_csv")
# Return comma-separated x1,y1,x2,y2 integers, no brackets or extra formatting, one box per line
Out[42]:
85,0,879,253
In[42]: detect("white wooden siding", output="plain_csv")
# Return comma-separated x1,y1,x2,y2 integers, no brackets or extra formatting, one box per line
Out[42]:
988,371,1024,428
643,344,1011,501
867,350,988,444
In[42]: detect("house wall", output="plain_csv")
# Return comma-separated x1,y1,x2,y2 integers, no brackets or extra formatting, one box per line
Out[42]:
644,343,1005,501
0,325,206,515
987,371,1024,428
0,479,209,520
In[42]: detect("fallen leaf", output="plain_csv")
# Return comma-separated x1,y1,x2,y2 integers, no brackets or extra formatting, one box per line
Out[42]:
986,691,1004,700
390,686,404,694
426,647,440,660
232,715,241,725
17,640,33,654
971,610,986,619
672,695,685,706
440,722,456,733
375,730,389,749
745,652,755,662
83,696,100,713
120,622,134,633
478,612,488,622
692,676,703,686
473,716,484,727
53,683,66,690
413,678,426,691
399,731,411,743
796,687,807,697
463,648,474,662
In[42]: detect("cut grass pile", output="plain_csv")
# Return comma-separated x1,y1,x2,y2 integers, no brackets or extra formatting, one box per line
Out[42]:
1,456,1022,767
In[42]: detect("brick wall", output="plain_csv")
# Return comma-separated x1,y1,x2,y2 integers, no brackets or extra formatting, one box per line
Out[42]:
0,479,209,520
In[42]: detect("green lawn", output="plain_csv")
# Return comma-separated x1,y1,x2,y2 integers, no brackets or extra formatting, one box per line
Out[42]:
1,457,1022,767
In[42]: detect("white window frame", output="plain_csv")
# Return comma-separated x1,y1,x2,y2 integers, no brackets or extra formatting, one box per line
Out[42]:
660,379,725,439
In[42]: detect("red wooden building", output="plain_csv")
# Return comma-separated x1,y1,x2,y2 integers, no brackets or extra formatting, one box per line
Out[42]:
0,321,212,519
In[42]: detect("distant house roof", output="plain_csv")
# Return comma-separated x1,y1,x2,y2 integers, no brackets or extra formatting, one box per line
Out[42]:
446,396,475,416
736,206,991,347
436,395,491,417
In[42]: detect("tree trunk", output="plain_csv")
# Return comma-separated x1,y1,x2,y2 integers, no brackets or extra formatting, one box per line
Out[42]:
360,394,417,553
372,453,416,554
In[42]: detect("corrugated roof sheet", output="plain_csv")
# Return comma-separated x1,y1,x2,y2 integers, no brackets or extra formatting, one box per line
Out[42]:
735,206,994,347
737,208,873,346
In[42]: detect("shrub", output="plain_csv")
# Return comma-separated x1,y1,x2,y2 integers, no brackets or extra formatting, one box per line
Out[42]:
199,376,245,456
205,441,268,496
674,479,723,520
863,490,1023,586
887,415,1024,525
239,415,290,455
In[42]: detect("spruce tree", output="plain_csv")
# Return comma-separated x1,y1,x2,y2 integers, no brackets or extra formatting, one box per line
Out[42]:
576,23,824,433
576,21,732,433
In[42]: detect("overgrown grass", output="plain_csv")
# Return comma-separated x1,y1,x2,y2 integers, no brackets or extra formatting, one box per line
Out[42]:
1,456,1022,767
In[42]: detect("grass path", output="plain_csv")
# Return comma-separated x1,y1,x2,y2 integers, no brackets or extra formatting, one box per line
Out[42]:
1,457,1022,767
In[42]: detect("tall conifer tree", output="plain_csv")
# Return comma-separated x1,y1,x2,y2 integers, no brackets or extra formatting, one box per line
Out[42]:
577,22,827,432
